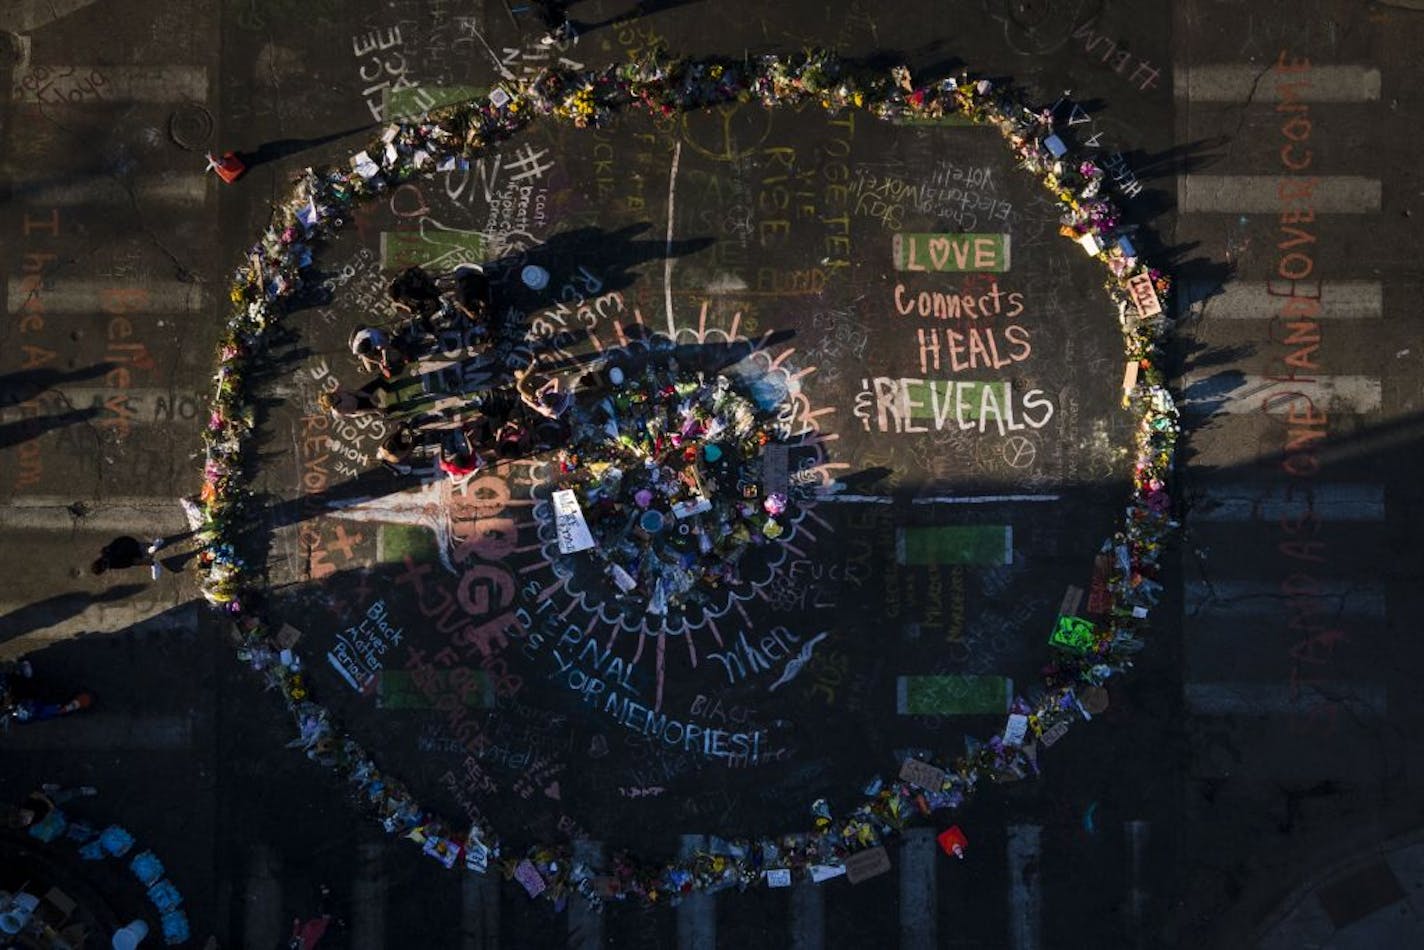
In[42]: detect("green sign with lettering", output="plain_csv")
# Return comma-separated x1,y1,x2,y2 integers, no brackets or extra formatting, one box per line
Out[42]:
893,233,1011,272
1049,615,1097,654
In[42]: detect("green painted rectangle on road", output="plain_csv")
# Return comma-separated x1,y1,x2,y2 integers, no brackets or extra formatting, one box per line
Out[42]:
903,380,1009,422
379,524,438,564
377,669,495,709
893,233,1011,272
381,230,486,273
896,525,1011,565
896,675,1012,715
384,84,488,118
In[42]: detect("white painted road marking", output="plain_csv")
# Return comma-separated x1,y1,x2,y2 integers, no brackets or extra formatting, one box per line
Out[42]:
9,173,209,206
789,878,824,950
1185,580,1386,622
11,65,209,103
1125,821,1150,948
242,844,281,950
1189,483,1385,522
677,835,715,950
900,827,937,950
462,868,499,950
1180,280,1382,321
1184,682,1386,716
351,839,385,950
1178,175,1381,213
0,387,214,428
0,0,102,32
0,496,190,532
6,280,206,314
1174,65,1381,102
1180,372,1382,415
0,713,194,749
0,600,198,663
1006,825,1042,950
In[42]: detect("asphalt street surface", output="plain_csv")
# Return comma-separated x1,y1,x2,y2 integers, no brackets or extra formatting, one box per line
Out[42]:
2,0,1423,948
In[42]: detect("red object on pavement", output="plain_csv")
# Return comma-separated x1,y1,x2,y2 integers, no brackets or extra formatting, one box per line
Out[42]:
208,151,246,184
938,825,969,859
289,915,330,950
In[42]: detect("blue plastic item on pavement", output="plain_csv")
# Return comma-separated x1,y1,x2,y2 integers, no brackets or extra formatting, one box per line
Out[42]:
160,909,190,945
99,825,136,857
147,879,183,914
130,851,165,886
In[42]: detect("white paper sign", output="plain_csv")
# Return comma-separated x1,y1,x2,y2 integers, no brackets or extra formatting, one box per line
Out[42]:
765,869,792,888
351,150,380,179
1003,713,1029,746
552,489,596,554
808,864,846,883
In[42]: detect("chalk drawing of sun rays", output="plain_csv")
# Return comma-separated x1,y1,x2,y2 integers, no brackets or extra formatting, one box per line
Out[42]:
322,475,534,574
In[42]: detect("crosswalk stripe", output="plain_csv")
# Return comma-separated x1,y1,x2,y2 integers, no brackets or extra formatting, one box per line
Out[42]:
8,172,208,206
1006,825,1042,950
1179,372,1382,415
351,840,385,950
568,840,603,950
0,388,216,429
1174,64,1381,102
1184,682,1386,716
1179,280,1382,321
242,844,282,950
462,868,499,950
1125,821,1150,948
6,280,206,314
1185,580,1386,621
1178,175,1381,213
789,878,824,950
0,600,198,663
0,496,188,532
900,828,937,950
677,835,715,950
0,713,194,749
11,65,208,103
1189,483,1385,522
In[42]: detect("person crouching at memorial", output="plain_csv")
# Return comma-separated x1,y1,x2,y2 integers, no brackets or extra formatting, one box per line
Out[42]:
445,263,493,330
377,423,419,476
349,325,404,378
438,426,487,480
388,265,443,319
514,365,574,420
317,386,395,419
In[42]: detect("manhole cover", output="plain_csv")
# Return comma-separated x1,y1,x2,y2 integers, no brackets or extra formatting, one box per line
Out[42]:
168,103,214,151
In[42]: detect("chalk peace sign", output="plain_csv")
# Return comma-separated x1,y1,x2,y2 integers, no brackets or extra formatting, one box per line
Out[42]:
1002,434,1038,468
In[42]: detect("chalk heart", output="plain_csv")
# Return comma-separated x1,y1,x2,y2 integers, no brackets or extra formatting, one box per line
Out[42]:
927,236,953,271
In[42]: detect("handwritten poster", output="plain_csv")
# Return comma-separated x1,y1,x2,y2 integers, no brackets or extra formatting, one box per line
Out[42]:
552,489,595,554
1126,271,1162,318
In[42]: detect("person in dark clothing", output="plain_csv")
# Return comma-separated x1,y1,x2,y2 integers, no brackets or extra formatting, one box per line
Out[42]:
377,423,419,475
92,536,161,577
446,264,493,329
388,266,443,318
534,1,576,43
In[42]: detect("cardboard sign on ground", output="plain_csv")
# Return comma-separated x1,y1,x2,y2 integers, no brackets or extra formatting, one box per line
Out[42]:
845,846,891,884
513,859,546,898
899,758,947,791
